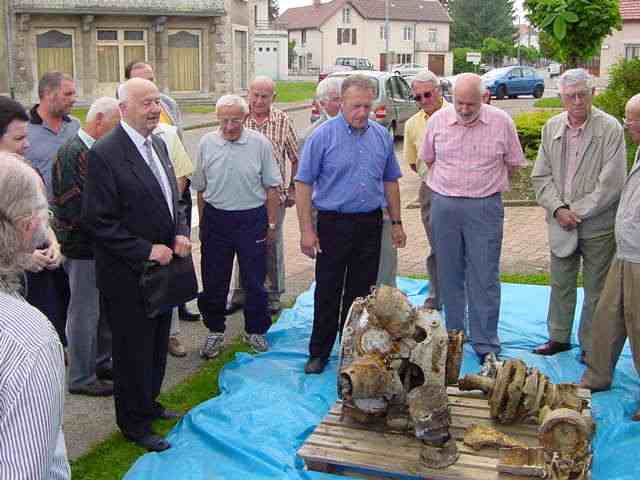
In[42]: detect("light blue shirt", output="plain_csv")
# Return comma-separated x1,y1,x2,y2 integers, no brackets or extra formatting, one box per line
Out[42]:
192,128,282,211
77,129,95,149
120,121,174,218
295,113,402,213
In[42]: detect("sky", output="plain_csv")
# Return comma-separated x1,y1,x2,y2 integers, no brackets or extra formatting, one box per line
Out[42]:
278,0,526,18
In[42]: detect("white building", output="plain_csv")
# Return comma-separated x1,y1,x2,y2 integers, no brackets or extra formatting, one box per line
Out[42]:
253,0,288,80
278,0,452,76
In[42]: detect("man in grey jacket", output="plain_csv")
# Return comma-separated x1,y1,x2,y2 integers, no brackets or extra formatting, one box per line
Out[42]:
531,69,626,361
580,94,640,420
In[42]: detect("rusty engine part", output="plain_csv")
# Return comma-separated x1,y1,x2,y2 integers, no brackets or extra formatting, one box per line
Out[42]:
463,424,528,451
338,285,464,469
458,359,588,424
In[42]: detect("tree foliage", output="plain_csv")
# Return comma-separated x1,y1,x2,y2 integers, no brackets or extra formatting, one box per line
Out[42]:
453,48,476,74
481,37,511,67
538,31,560,61
524,0,622,67
449,0,517,49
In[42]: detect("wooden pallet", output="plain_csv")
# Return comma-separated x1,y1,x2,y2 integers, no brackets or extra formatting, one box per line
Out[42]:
297,386,592,480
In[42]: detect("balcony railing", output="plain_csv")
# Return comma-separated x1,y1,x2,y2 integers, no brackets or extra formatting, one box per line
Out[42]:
415,41,449,53
255,19,286,30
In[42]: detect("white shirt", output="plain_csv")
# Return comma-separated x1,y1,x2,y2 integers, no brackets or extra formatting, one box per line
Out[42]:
120,120,174,217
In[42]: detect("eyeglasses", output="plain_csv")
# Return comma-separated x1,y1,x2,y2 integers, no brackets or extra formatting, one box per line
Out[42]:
559,90,591,102
219,118,243,126
411,91,436,102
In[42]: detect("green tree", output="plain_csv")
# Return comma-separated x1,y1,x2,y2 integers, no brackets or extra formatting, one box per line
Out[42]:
450,0,517,49
481,37,510,67
538,31,560,61
453,48,476,74
288,39,296,69
524,0,622,67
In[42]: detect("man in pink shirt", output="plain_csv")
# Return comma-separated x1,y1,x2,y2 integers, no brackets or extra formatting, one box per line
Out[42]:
419,73,526,363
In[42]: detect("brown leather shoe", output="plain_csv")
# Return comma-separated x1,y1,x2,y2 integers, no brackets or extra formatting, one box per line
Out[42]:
532,340,572,356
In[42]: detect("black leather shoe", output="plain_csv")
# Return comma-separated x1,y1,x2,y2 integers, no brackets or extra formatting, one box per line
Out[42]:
96,367,113,381
532,340,571,356
224,302,243,315
128,434,171,452
157,409,182,420
69,380,114,397
304,356,328,374
179,305,201,322
579,350,587,365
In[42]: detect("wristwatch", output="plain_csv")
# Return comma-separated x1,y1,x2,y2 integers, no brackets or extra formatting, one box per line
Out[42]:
391,220,402,226
268,223,277,230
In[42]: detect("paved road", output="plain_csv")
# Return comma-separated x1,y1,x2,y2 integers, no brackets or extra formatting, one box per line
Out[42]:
63,98,551,460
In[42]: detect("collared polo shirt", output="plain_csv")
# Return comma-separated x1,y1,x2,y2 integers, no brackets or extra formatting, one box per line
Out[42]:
25,105,80,199
120,121,174,217
403,99,449,178
192,128,282,211
420,104,526,198
296,113,402,213
77,128,95,149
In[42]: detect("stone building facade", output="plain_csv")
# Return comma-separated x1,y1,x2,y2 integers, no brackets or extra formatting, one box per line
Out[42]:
2,0,255,104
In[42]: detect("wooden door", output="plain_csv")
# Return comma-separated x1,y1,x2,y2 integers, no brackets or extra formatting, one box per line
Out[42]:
428,54,445,76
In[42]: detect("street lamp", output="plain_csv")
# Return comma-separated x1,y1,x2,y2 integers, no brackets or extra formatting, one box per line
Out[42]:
385,0,390,71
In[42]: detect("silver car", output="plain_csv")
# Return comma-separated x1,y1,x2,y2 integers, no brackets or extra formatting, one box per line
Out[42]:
327,70,418,138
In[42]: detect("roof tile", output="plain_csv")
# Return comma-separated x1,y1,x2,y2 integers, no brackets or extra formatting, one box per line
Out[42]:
621,0,640,21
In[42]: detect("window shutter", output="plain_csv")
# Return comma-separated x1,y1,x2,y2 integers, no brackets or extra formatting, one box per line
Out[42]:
352,29,356,45
337,28,341,45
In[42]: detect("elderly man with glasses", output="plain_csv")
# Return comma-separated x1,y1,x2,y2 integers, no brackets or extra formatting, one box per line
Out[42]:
531,68,626,362
403,70,448,309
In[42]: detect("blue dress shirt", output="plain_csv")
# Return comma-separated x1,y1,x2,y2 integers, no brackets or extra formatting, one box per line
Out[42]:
295,114,402,213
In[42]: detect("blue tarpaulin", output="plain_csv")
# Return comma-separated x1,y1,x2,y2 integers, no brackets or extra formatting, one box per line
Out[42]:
125,278,640,479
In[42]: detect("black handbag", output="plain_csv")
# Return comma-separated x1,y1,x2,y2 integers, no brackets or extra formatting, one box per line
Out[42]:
140,254,198,318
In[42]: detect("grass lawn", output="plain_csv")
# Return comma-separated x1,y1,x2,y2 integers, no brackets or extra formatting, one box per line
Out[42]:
533,97,562,108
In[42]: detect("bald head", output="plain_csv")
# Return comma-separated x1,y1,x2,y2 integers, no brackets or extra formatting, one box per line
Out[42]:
625,93,640,144
453,73,484,125
118,78,161,137
249,76,276,118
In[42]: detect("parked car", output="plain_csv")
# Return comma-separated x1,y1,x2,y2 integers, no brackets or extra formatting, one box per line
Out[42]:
336,56,374,70
481,66,545,100
318,64,353,82
547,62,562,77
391,63,425,75
323,70,418,138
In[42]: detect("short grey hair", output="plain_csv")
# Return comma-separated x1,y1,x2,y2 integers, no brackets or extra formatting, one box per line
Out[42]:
0,153,48,290
341,74,376,97
411,70,440,89
86,97,120,123
558,68,594,92
38,71,73,99
216,94,249,114
316,77,344,101
250,75,275,92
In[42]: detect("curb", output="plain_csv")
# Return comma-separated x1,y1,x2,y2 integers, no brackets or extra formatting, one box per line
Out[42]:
183,102,313,132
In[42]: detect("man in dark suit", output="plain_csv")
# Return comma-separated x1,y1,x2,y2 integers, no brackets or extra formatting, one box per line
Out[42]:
82,78,191,451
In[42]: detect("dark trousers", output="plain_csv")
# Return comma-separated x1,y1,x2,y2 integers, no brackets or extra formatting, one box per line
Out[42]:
198,204,270,335
26,266,70,346
310,209,383,358
101,293,171,438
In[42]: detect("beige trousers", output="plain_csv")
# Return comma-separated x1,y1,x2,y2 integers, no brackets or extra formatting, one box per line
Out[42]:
581,258,640,390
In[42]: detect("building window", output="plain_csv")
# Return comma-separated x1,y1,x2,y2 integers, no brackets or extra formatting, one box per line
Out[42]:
397,53,412,64
168,30,201,91
403,25,413,41
342,7,351,24
337,28,357,45
427,29,437,44
301,29,307,45
36,30,74,78
626,44,640,60
380,24,388,40
96,29,146,83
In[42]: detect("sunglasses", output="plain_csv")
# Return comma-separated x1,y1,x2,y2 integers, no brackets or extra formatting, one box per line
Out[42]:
411,91,436,102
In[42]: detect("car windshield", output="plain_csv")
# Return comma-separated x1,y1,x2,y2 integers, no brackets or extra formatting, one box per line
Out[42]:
482,67,510,80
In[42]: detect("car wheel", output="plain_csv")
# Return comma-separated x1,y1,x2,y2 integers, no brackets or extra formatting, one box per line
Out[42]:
533,85,544,99
496,85,507,100
387,122,396,140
